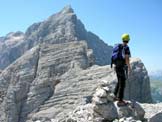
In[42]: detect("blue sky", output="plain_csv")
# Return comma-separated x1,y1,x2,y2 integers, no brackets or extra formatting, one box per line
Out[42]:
0,0,162,72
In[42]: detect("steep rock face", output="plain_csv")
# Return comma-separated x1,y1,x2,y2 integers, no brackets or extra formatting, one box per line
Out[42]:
20,41,94,122
75,19,113,65
0,31,28,70
0,52,152,122
0,41,94,122
0,46,40,122
87,32,113,65
25,6,77,46
24,58,152,121
24,5,112,65
124,58,152,103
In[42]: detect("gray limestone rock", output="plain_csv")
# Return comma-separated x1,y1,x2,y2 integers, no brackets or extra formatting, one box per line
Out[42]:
0,31,27,70
25,58,151,121
65,81,145,122
0,57,152,122
0,5,112,71
24,5,112,66
149,112,162,122
124,58,153,103
0,5,155,122
0,45,40,122
0,40,94,122
114,101,145,120
141,103,162,122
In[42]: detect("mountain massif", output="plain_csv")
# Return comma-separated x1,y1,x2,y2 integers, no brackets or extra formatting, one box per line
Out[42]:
0,5,160,122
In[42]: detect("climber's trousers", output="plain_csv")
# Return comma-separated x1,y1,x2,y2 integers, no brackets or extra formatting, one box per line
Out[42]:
114,67,126,101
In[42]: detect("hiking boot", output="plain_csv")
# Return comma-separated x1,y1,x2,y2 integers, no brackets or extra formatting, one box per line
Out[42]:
117,100,128,106
113,97,119,101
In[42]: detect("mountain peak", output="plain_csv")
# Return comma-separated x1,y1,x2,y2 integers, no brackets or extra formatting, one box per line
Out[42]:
60,5,74,14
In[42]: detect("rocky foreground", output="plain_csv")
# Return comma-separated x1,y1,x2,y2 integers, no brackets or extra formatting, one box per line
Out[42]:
33,79,161,122
0,5,161,122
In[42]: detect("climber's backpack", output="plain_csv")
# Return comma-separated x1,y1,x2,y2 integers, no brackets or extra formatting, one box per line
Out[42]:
111,44,126,68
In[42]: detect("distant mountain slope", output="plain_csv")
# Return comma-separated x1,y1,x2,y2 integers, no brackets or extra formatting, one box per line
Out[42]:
0,31,27,69
149,70,162,102
149,70,162,81
150,80,162,103
0,6,112,71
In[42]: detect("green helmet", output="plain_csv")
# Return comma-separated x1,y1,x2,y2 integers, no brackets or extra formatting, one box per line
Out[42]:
121,33,130,41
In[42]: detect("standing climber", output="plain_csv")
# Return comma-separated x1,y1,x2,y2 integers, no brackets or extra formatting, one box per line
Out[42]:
111,33,131,106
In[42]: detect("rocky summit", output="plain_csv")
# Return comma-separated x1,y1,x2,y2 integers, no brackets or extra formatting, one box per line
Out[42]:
0,5,160,122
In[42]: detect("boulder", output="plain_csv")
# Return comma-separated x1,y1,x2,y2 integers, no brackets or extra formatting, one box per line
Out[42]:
66,80,145,122
141,103,162,122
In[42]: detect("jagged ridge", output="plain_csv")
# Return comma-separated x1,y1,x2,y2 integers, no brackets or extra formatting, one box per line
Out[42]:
0,5,154,122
